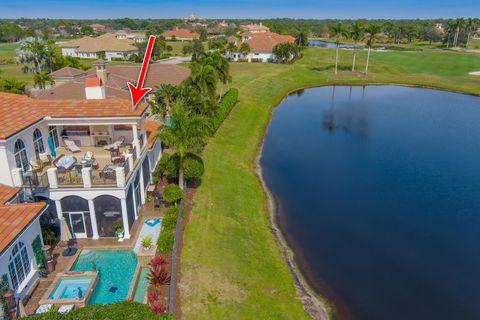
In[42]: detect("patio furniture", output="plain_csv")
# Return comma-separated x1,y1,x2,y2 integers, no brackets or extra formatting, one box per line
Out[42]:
111,156,124,165
29,159,41,172
84,151,94,161
153,188,162,208
35,304,54,314
99,164,117,181
62,246,78,257
39,152,52,166
103,136,125,151
64,139,80,153
54,155,77,172
58,304,75,314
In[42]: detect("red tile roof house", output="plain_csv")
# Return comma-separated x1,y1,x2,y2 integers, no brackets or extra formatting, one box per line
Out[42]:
162,28,200,41
225,32,296,63
0,85,163,252
0,184,47,306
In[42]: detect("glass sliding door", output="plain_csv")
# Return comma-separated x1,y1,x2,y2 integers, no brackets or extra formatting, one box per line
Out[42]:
69,212,87,238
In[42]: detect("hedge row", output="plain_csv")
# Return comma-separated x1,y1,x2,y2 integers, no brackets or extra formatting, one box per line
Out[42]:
157,205,181,253
212,88,238,132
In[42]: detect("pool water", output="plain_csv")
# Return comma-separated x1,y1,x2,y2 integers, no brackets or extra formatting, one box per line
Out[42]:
71,249,137,304
48,276,93,299
132,267,150,303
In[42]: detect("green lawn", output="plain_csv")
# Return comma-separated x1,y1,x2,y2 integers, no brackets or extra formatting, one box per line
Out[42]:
0,43,18,59
180,47,480,320
468,38,480,50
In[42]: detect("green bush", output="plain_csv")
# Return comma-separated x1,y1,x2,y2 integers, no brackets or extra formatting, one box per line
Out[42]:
27,301,169,319
163,184,182,204
162,213,177,231
164,205,178,217
165,153,204,180
212,88,238,131
237,58,249,62
153,152,171,184
157,231,175,253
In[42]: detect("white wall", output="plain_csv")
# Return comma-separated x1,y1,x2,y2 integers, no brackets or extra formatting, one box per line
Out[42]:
0,218,42,300
226,51,274,62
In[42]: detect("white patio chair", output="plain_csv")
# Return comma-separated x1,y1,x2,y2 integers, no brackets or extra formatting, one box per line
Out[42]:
58,304,75,314
64,139,81,153
35,304,54,314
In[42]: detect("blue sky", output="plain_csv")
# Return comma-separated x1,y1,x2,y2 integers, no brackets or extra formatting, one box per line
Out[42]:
2,0,479,19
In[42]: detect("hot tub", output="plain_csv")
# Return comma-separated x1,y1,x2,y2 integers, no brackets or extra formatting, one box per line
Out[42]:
39,272,98,307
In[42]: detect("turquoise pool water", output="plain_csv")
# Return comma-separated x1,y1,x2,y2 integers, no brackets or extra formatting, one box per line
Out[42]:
48,276,93,300
71,249,137,304
132,267,150,303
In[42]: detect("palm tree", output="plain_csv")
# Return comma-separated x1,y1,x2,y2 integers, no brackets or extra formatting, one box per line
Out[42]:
150,84,179,119
158,100,210,189
184,62,219,100
43,41,57,73
350,22,365,72
33,71,54,90
239,42,250,56
330,23,348,75
453,18,465,48
295,31,309,49
364,24,381,75
465,18,479,48
226,42,237,53
19,37,46,72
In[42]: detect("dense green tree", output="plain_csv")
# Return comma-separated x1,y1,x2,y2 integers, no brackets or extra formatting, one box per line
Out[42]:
239,42,250,55
295,31,309,49
33,71,54,89
0,77,27,94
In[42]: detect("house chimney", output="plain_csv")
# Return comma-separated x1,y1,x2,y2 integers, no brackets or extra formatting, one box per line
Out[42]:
93,60,108,84
84,77,106,99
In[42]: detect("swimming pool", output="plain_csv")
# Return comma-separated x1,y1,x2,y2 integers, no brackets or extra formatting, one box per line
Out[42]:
48,276,93,299
70,249,137,304
132,267,150,303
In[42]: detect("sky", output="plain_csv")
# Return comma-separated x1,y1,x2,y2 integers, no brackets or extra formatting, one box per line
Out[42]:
1,0,480,19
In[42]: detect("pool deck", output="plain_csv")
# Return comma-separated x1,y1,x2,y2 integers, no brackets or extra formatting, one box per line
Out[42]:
24,200,163,315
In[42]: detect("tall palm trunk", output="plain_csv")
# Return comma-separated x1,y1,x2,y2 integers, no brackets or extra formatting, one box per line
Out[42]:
466,31,471,48
352,42,357,71
453,30,459,47
365,46,371,75
335,43,339,75
446,33,451,48
178,156,184,190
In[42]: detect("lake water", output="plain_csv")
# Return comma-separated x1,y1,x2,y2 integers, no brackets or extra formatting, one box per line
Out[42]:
260,86,480,320
309,39,356,48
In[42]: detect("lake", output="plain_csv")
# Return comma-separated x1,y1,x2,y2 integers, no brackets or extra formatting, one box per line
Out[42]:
309,39,356,48
260,86,480,320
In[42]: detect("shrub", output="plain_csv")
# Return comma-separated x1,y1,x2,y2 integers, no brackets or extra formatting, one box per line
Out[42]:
165,153,204,180
162,213,177,231
157,231,175,253
237,58,249,62
163,184,182,204
153,152,171,184
212,88,238,131
164,205,178,217
141,235,153,249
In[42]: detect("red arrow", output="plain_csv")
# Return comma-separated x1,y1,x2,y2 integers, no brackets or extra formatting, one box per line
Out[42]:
128,35,156,109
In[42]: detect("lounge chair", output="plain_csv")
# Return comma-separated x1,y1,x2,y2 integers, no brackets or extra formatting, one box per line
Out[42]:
62,246,78,257
103,136,125,151
58,304,75,314
35,304,54,314
64,139,80,153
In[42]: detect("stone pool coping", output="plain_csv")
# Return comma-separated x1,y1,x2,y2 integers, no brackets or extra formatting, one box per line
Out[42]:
38,271,98,307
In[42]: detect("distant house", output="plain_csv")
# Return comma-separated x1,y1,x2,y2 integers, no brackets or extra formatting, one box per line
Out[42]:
162,29,200,41
59,33,139,60
226,32,295,63
49,66,87,84
90,23,106,32
474,28,480,39
241,23,270,33
115,30,146,42
435,23,445,34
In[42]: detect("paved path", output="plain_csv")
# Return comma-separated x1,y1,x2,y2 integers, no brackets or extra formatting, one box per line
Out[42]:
133,218,162,254
153,56,191,65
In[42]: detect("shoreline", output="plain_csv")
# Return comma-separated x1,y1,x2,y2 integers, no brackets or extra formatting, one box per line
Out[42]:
255,146,332,320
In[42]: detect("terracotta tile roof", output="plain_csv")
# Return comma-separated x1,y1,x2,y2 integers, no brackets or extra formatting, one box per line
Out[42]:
60,33,138,52
0,92,148,139
239,32,296,53
0,184,46,254
241,23,270,32
50,66,86,78
144,119,161,149
38,64,190,100
162,29,200,39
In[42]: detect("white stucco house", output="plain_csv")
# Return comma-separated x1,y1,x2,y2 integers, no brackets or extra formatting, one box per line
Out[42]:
225,32,296,63
60,33,139,61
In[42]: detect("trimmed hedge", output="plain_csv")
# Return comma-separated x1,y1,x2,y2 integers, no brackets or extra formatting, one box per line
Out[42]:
213,88,238,131
163,184,182,204
27,301,169,319
162,213,177,231
152,152,171,184
157,231,175,253
165,153,204,180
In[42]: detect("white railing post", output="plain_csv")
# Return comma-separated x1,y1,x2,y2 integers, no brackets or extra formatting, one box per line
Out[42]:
47,168,58,189
126,153,134,172
82,167,92,188
116,166,125,188
11,168,23,187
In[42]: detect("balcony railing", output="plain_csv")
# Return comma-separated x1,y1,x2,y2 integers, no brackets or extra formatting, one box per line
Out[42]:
57,170,84,187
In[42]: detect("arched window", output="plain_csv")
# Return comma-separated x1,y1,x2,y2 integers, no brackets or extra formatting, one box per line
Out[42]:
33,129,45,159
14,139,28,172
48,126,59,149
94,195,122,237
8,242,31,290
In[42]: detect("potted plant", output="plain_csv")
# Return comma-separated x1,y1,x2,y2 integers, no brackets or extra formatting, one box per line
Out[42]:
141,235,153,251
112,220,124,238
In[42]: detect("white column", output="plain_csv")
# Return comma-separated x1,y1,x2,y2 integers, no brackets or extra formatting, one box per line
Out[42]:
11,168,23,187
120,198,130,239
132,124,141,158
88,199,99,240
82,167,92,188
140,117,147,148
131,184,138,220
126,153,134,171
115,167,125,188
139,166,146,205
54,200,63,220
47,168,58,188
